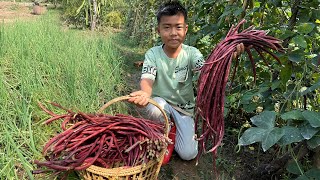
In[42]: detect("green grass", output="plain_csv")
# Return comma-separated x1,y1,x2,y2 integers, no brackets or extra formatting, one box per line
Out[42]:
0,10,126,179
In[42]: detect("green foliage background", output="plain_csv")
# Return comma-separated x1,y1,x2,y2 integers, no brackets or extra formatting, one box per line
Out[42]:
0,0,319,179
123,0,320,178
58,0,320,177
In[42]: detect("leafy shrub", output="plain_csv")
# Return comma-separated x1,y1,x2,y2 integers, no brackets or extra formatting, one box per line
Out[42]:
101,11,123,28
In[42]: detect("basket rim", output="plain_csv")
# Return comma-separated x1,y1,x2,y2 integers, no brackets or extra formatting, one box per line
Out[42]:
83,159,159,176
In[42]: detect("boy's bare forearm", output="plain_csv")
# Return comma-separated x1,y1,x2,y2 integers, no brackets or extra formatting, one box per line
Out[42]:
140,78,153,97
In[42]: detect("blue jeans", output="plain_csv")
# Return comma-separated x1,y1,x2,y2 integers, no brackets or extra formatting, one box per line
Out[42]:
141,97,198,160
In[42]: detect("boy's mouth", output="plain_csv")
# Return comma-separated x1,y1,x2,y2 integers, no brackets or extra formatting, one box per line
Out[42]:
169,39,179,43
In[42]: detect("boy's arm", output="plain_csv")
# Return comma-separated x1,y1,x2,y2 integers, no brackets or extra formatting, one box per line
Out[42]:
128,78,154,106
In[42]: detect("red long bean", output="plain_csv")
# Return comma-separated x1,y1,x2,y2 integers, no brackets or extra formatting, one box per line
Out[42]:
195,19,284,169
33,102,170,176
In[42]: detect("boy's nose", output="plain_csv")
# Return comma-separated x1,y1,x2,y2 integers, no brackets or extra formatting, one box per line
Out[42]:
170,28,177,36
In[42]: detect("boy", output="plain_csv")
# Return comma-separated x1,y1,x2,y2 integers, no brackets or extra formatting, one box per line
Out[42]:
128,1,202,162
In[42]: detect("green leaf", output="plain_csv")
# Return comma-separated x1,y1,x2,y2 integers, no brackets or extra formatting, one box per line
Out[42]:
258,82,270,93
76,0,86,15
302,110,320,128
262,100,274,111
250,111,276,129
262,127,284,151
278,126,304,146
243,103,256,113
287,161,303,175
280,64,292,84
241,91,257,104
307,133,320,149
297,23,315,34
279,30,295,39
271,80,281,90
233,7,243,16
305,168,320,178
288,50,305,62
295,175,309,180
292,35,307,48
281,110,305,120
312,55,320,66
300,79,320,96
300,124,319,140
238,127,267,146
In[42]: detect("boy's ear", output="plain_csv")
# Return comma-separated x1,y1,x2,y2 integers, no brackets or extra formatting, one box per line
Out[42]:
185,24,188,34
157,26,160,34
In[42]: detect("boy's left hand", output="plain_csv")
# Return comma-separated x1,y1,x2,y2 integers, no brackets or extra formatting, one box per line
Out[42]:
128,91,150,107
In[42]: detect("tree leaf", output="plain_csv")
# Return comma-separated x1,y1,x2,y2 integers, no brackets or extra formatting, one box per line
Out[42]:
288,50,305,62
295,175,310,180
280,64,292,84
300,124,319,140
262,127,284,151
307,133,320,149
281,110,305,120
250,111,276,129
302,110,320,128
292,35,307,49
297,23,315,34
271,0,282,6
243,103,256,113
279,30,295,39
241,91,257,104
233,7,243,16
238,127,267,146
300,79,320,96
312,55,320,66
286,161,303,175
278,126,304,146
271,80,281,90
305,168,320,178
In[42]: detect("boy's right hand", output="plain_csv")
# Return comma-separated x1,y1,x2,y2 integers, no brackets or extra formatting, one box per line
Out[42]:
128,90,150,107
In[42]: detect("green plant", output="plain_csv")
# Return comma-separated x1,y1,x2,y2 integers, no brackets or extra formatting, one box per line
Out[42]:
101,11,122,28
0,11,125,179
238,110,320,178
123,0,320,178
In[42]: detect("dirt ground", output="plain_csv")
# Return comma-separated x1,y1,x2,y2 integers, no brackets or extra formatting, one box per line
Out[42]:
0,1,36,23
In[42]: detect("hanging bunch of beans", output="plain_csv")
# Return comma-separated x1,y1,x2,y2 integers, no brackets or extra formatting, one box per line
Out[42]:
195,19,284,164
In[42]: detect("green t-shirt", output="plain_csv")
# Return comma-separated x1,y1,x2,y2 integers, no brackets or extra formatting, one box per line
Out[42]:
141,44,204,115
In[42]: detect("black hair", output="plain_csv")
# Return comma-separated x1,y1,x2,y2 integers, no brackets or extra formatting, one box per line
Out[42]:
156,1,187,24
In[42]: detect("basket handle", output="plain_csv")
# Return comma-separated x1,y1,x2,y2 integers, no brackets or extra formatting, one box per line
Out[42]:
97,95,170,138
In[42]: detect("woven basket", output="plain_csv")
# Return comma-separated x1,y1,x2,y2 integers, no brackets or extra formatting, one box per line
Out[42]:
78,96,170,180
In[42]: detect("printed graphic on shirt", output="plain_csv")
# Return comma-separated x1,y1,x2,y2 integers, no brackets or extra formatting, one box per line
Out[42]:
142,65,157,76
194,57,204,70
177,101,194,110
175,65,188,82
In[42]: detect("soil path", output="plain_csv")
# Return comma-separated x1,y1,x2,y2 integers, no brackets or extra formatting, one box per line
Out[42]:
0,2,36,23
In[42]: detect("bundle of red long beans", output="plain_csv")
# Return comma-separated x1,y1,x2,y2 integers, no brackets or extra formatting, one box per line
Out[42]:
195,20,284,164
33,102,169,175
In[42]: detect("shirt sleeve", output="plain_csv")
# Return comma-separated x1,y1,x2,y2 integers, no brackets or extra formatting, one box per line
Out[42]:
141,49,157,81
191,47,204,81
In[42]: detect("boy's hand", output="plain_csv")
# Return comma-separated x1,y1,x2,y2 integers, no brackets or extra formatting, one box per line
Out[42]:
233,43,245,59
128,91,150,107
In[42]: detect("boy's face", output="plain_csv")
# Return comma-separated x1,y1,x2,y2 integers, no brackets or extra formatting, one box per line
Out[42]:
157,13,188,50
